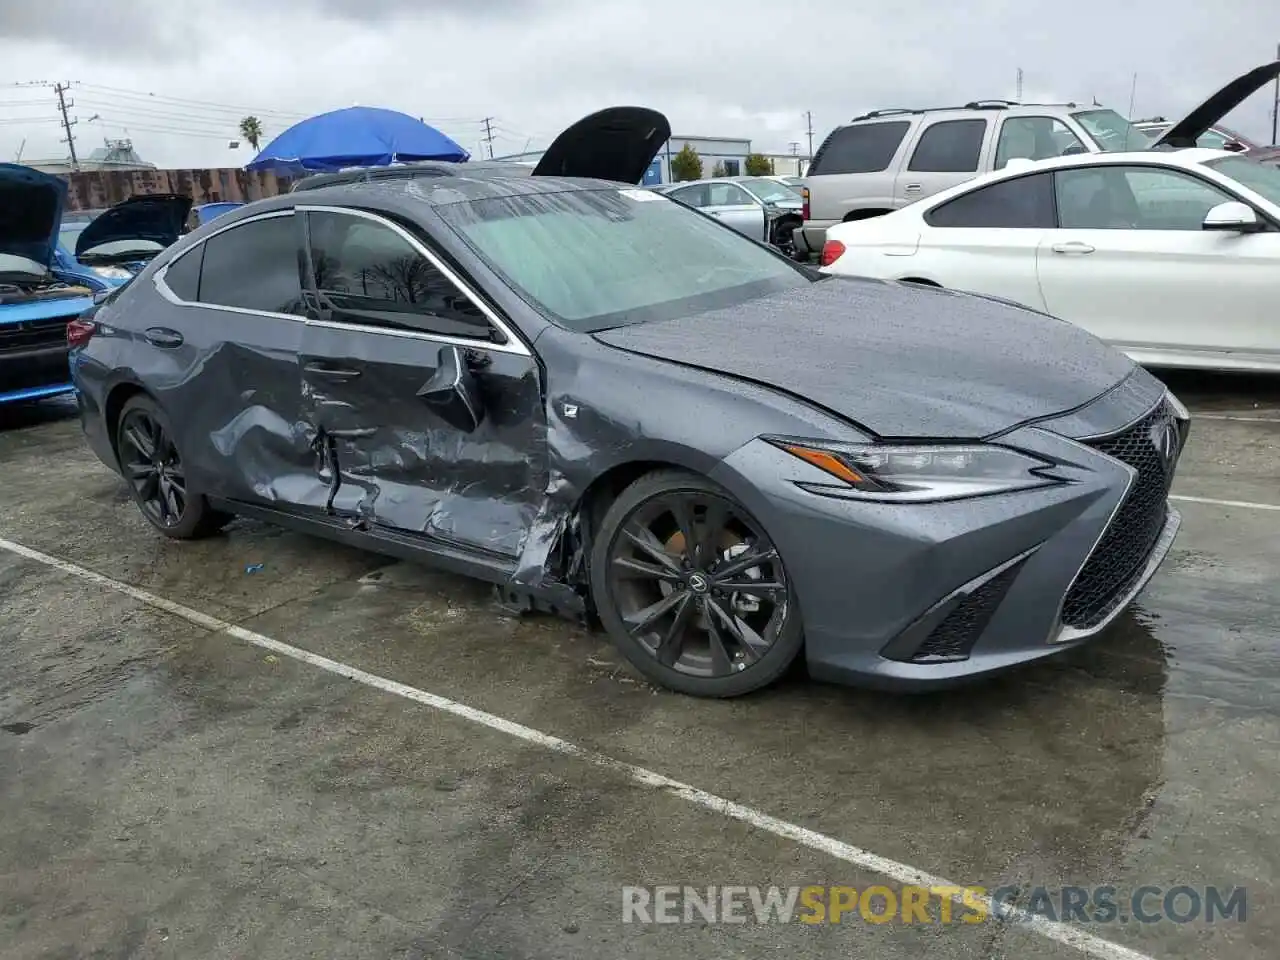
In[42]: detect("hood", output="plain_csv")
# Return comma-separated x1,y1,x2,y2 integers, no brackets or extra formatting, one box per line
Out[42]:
0,163,66,268
1153,60,1280,149
532,106,670,183
75,194,193,258
592,277,1136,439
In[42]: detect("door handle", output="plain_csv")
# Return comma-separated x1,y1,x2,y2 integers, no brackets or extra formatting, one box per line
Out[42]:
1051,241,1095,255
903,183,922,192
303,361,363,381
143,327,183,348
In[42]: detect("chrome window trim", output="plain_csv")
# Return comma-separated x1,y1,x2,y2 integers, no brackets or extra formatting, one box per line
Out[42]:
150,205,532,357
296,204,531,356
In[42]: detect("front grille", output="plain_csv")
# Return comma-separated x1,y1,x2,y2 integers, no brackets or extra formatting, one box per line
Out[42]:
1061,401,1179,629
0,315,76,353
912,564,1022,662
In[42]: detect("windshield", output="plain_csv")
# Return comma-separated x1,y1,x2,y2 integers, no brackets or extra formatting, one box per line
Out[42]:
437,187,813,332
58,222,91,253
740,178,801,202
1204,155,1280,207
1072,109,1157,152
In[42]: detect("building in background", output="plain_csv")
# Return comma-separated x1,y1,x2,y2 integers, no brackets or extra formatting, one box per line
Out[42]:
495,133,753,185
25,138,157,175
761,152,809,177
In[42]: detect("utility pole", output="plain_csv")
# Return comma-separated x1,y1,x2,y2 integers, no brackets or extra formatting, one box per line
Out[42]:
54,81,79,170
804,110,814,160
1272,42,1279,145
1016,68,1023,101
482,117,495,159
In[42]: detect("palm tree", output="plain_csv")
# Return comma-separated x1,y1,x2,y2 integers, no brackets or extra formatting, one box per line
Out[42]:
238,116,264,152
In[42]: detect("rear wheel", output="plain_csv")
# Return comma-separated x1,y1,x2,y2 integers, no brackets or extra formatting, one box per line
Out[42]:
116,395,231,540
589,469,803,697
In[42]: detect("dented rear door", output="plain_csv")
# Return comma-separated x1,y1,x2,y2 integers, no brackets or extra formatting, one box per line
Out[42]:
296,207,546,558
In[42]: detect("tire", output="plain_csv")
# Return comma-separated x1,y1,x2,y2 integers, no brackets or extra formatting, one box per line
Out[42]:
115,394,232,540
589,468,803,697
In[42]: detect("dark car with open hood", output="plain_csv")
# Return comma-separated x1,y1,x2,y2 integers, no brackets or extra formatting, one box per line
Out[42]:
70,105,1189,698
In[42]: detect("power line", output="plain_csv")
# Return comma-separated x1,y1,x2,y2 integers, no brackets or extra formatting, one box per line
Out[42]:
54,82,78,170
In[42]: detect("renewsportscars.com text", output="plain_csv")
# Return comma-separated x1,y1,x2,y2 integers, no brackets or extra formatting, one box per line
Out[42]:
622,884,1247,925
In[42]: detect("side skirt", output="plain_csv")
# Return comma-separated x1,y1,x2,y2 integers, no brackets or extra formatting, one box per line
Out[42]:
209,497,587,623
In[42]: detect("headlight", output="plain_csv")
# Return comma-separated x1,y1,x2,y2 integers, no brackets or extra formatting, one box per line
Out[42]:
90,265,133,280
767,437,1060,502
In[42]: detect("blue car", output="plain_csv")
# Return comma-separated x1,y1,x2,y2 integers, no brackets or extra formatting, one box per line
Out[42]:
191,201,244,227
0,164,105,405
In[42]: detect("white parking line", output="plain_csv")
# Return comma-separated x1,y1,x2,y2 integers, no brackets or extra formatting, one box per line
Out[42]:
0,534,1159,960
1170,494,1280,512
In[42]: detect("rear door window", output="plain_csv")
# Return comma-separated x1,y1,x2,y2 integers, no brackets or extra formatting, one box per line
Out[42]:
908,119,988,173
162,246,203,301
925,173,1057,228
809,121,911,174
196,214,303,314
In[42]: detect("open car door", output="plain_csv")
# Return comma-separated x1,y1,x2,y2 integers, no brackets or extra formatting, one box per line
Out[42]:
1152,60,1280,149
532,106,670,183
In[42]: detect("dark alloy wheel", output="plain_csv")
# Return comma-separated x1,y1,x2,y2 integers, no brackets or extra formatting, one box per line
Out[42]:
115,395,231,540
590,469,803,697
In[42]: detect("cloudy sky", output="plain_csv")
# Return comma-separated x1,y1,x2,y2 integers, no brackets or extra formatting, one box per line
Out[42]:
2,0,1278,168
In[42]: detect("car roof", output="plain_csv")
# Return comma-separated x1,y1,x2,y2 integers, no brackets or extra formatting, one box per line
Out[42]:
198,174,646,229
291,159,537,192
843,101,1085,126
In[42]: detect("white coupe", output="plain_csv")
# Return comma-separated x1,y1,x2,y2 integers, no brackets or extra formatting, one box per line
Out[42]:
819,148,1280,372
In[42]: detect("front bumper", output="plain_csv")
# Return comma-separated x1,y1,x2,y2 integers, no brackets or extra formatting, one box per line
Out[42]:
710,388,1186,691
0,343,73,404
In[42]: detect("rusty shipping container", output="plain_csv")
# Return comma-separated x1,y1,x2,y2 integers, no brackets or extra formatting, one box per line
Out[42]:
62,167,293,212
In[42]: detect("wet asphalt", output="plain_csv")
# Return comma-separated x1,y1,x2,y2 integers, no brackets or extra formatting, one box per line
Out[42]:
0,370,1277,960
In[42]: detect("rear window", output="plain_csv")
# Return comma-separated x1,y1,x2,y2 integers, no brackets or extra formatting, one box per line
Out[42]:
437,187,812,332
925,173,1056,228
809,121,911,175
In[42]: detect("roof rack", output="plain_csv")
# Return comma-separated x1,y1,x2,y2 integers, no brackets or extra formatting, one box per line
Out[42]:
963,99,1020,109
849,108,919,121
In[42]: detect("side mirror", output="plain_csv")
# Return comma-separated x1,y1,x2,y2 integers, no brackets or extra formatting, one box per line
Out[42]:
1062,144,1087,156
1223,140,1248,153
416,344,484,432
1202,201,1264,233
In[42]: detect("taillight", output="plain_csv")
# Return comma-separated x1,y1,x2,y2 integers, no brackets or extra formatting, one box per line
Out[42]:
820,240,846,267
801,186,810,222
66,318,97,348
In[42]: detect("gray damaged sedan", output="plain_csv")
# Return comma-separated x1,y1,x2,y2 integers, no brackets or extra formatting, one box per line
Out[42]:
69,107,1187,698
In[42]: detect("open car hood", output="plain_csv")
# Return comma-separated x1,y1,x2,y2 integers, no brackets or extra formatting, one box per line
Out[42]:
0,163,66,268
532,106,670,183
1153,60,1280,149
75,194,192,258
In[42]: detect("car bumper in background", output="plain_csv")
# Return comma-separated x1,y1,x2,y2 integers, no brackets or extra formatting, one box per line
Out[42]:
711,390,1187,691
0,343,74,405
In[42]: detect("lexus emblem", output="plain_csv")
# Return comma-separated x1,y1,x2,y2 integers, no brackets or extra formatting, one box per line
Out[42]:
686,572,710,594
1150,418,1180,472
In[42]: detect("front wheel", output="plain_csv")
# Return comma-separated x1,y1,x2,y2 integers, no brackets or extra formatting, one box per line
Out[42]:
116,395,231,540
589,469,803,697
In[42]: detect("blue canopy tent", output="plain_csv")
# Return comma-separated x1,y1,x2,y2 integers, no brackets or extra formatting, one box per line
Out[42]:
245,106,470,175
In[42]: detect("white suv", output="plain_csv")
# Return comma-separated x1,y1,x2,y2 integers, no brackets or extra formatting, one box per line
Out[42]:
792,59,1280,259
